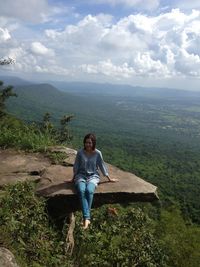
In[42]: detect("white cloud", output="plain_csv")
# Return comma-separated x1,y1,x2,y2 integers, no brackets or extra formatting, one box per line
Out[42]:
1,6,200,87
80,59,135,78
175,49,200,77
0,27,11,42
34,65,70,76
80,54,169,79
30,42,54,57
5,46,32,72
133,52,170,77
16,9,200,80
45,14,111,57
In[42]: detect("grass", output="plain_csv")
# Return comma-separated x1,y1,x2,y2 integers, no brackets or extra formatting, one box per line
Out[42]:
0,114,57,152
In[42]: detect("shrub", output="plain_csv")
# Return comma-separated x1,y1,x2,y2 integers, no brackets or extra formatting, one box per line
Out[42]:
0,115,56,151
0,181,72,267
73,205,166,267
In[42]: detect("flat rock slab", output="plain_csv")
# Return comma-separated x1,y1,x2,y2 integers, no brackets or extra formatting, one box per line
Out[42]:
0,148,158,213
39,163,158,217
0,149,51,186
37,163,158,202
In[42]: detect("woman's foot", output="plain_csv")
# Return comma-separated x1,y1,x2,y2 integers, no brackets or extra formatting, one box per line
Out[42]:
83,219,90,229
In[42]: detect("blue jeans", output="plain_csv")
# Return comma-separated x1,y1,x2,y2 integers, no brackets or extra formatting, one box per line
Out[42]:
76,181,96,220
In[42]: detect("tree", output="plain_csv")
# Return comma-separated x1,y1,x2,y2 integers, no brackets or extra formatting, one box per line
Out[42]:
0,81,17,117
42,112,54,132
59,114,74,142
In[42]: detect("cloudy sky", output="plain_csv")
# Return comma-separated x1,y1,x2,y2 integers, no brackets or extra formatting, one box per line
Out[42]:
1,0,200,90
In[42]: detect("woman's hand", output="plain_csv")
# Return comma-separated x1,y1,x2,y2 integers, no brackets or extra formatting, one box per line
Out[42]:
109,178,119,182
106,175,119,182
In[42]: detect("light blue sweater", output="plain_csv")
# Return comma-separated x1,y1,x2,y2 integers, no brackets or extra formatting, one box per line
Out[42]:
73,148,108,186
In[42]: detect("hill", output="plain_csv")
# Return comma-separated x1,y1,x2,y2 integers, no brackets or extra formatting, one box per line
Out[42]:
5,82,94,124
0,75,34,86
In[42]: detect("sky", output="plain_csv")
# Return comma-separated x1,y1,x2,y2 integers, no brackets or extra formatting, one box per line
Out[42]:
0,0,200,90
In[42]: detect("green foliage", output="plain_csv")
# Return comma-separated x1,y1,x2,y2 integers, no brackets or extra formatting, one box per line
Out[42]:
39,112,74,145
0,114,56,151
42,112,54,133
156,206,200,267
59,114,74,143
73,205,166,267
0,80,17,116
0,181,71,267
101,140,200,224
0,80,74,151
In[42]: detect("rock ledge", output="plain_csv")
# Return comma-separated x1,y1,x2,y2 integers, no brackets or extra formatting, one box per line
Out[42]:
0,148,158,211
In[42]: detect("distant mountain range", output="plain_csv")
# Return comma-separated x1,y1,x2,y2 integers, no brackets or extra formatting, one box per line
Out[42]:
51,81,200,100
1,75,200,99
1,75,200,127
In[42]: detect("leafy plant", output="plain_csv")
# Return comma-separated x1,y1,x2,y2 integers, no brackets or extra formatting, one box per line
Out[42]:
0,181,72,267
73,205,166,267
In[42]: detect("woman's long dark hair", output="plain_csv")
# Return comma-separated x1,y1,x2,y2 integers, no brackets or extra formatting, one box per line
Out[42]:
83,133,96,151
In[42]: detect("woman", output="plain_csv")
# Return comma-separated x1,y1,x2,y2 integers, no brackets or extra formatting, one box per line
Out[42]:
72,133,117,229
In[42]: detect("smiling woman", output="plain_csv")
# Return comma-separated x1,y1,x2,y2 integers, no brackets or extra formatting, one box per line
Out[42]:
72,133,118,229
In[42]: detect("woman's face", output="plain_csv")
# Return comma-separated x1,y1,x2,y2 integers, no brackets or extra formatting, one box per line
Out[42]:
84,138,93,151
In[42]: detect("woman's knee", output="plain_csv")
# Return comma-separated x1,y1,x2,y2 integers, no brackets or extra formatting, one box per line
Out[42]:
86,183,96,194
76,182,86,194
